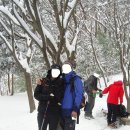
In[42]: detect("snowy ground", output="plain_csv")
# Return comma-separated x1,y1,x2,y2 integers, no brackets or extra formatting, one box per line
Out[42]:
0,92,130,130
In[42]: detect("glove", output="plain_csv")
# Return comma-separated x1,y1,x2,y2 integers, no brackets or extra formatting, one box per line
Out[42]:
99,92,103,98
98,89,102,92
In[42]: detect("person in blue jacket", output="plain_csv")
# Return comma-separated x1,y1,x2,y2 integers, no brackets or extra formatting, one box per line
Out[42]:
61,60,83,130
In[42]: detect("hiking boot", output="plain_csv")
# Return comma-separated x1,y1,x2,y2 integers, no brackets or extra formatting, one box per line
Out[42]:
84,115,91,120
108,122,117,129
90,115,95,119
84,113,91,120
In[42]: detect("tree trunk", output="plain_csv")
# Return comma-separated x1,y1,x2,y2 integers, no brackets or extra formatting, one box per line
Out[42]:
127,98,130,113
129,87,130,97
0,78,2,96
10,74,14,96
90,33,107,86
24,71,35,113
8,73,11,95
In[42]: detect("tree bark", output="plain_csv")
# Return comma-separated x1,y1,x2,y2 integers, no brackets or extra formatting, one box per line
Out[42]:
24,71,35,113
127,98,130,113
90,33,107,86
10,74,14,96
0,77,2,96
8,73,11,95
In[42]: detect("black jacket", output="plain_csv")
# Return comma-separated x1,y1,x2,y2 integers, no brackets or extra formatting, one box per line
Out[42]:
34,76,65,114
84,75,98,96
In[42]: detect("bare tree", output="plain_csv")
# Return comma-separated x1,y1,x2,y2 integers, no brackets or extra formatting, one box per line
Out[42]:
11,0,80,66
79,0,107,86
88,0,130,112
0,0,81,112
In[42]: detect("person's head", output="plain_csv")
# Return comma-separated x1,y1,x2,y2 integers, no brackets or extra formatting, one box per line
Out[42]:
62,60,73,74
47,64,61,79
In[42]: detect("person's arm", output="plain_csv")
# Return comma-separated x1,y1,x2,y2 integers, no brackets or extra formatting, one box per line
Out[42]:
71,77,83,119
97,88,102,92
34,79,50,101
119,86,124,104
34,85,50,101
102,85,111,94
84,81,88,92
72,77,83,112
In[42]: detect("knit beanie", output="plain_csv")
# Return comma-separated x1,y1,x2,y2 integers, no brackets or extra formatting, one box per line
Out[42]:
51,64,61,70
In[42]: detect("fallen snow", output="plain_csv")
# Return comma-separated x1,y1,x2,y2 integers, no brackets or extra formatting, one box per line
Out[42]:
0,92,129,130
0,72,129,130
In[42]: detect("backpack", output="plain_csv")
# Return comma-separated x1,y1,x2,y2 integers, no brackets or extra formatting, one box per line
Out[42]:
70,76,85,109
118,104,129,118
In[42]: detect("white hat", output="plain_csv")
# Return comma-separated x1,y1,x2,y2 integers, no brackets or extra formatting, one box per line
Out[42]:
93,73,100,78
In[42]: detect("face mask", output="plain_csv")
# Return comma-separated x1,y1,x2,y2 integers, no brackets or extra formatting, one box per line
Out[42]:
62,64,72,74
51,69,60,78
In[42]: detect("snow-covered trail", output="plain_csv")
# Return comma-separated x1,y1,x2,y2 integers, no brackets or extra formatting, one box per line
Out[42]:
0,93,130,130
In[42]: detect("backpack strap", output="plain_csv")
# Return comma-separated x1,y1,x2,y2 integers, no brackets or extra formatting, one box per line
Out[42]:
70,76,76,92
70,75,81,92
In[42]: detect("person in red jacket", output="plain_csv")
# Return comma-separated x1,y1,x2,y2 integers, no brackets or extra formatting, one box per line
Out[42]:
101,80,124,127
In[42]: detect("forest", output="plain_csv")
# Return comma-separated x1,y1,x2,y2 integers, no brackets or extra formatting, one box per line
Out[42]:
0,0,130,113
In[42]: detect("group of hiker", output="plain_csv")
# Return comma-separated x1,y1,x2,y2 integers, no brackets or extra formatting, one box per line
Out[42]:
34,61,83,130
84,73,124,128
34,60,125,130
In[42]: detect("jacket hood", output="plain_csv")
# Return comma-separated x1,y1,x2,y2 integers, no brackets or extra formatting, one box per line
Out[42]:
113,80,123,86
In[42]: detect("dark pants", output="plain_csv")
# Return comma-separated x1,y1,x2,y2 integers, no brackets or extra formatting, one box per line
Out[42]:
107,103,118,125
84,101,89,112
37,112,59,130
85,95,95,116
60,116,76,130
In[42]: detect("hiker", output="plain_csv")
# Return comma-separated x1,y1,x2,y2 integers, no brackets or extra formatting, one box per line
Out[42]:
84,73,102,119
60,60,83,130
34,64,65,130
101,80,124,128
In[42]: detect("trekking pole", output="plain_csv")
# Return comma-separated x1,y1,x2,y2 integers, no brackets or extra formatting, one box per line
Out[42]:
40,101,49,130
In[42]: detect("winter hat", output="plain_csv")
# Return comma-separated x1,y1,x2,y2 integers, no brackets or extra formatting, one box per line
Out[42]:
50,64,61,78
63,61,72,67
63,60,76,69
51,64,61,70
93,73,100,79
